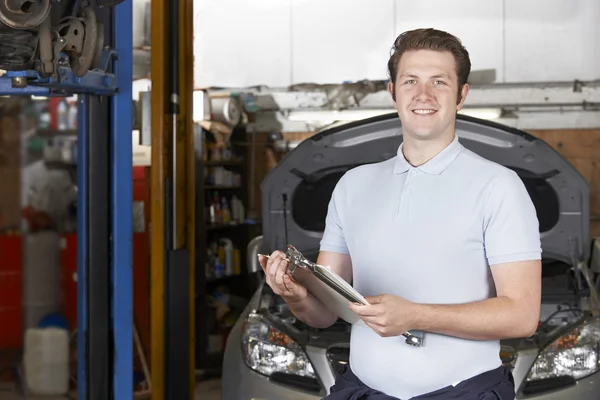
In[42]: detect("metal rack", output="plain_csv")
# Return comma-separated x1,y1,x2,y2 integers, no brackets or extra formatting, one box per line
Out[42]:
0,1,133,399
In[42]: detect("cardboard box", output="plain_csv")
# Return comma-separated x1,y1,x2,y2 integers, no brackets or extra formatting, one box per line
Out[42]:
0,99,23,169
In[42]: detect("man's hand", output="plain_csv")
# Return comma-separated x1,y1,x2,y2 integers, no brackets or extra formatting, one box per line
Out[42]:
349,294,419,337
258,250,351,329
258,251,307,304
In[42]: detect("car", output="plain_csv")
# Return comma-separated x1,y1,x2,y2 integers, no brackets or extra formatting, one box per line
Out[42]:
222,112,600,400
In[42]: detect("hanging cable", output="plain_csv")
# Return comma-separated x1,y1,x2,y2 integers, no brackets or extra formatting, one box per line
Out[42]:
282,193,289,246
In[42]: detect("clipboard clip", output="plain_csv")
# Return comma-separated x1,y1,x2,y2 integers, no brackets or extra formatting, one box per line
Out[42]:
285,244,319,275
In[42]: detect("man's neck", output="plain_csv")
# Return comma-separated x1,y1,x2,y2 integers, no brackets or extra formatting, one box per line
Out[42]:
402,133,455,167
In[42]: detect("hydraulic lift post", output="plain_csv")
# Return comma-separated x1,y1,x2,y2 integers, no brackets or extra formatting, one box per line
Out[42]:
0,1,133,399
79,1,134,398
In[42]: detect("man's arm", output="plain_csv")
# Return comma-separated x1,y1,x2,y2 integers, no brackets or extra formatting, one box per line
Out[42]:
283,251,353,329
411,259,541,340
412,168,542,340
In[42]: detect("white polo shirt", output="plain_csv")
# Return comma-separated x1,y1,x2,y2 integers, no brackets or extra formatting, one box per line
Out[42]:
319,133,541,399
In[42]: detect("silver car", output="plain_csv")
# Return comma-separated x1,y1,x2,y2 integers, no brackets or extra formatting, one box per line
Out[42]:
222,113,600,399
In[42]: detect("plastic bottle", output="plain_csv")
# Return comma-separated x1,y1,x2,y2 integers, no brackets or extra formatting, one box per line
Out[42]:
221,197,231,224
231,196,245,224
23,327,69,395
57,101,68,130
220,238,234,276
231,195,240,222
237,198,245,223
67,102,78,130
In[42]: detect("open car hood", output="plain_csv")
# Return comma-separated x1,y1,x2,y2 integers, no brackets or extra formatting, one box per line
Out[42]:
261,113,590,266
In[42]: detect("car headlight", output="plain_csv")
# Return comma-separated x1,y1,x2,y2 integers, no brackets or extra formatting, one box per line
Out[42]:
241,312,316,379
527,316,600,381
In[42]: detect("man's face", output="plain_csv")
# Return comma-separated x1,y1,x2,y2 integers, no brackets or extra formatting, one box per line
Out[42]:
388,49,468,142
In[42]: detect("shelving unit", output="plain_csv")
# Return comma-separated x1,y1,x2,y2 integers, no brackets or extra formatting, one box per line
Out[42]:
194,125,261,377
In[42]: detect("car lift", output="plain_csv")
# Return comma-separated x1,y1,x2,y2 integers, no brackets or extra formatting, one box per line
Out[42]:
0,0,195,397
0,1,133,399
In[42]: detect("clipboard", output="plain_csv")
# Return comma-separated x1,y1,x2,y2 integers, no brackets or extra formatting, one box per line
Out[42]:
280,245,424,347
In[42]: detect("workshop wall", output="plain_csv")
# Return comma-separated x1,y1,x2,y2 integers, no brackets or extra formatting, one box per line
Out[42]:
528,129,600,238
193,0,600,88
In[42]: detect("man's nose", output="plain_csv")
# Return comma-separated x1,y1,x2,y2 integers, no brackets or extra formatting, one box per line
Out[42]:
414,83,433,101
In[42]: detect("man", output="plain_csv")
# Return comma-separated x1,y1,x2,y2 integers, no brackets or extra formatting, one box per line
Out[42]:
259,28,541,400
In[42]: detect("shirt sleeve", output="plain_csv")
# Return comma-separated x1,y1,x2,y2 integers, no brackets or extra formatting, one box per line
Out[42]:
483,169,542,266
319,175,350,255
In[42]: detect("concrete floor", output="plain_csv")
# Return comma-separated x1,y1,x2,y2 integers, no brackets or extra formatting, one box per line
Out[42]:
0,379,222,400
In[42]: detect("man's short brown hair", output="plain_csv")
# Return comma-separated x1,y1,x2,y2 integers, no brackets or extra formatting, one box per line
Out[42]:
387,28,471,92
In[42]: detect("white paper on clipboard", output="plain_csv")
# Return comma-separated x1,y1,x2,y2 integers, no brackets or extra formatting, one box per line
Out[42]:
290,262,369,324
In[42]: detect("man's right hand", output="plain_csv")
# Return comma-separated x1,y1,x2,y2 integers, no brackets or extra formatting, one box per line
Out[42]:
258,250,308,303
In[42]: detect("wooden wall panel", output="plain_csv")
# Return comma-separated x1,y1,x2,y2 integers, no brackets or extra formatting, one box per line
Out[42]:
528,129,600,238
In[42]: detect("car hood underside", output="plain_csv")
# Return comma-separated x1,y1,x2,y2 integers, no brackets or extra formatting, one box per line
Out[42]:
260,113,590,267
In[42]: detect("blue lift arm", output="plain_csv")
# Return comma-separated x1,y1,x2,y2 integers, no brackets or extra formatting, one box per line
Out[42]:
0,1,133,399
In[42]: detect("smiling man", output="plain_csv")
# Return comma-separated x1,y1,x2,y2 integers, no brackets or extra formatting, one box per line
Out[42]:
259,28,542,400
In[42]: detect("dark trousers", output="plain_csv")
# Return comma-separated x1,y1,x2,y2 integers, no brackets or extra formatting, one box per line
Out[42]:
323,364,515,400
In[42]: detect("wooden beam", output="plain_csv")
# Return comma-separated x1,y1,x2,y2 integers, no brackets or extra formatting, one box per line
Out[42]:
150,0,167,395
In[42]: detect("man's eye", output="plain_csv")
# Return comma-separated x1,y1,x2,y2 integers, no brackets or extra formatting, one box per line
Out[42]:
405,79,416,84
434,80,446,85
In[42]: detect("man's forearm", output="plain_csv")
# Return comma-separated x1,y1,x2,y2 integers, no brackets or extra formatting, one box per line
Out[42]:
412,296,539,340
285,293,338,329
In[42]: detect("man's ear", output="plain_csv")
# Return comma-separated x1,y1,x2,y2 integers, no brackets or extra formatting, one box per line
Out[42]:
456,83,469,110
388,81,396,102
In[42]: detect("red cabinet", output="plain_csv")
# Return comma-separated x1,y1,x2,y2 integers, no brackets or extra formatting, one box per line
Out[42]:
0,234,23,349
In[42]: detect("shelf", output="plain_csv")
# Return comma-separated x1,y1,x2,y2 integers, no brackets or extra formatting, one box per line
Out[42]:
206,273,245,283
203,160,243,166
37,128,78,136
206,222,248,231
204,185,241,190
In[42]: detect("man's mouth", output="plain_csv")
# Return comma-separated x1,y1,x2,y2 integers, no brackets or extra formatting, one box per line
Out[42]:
412,109,437,116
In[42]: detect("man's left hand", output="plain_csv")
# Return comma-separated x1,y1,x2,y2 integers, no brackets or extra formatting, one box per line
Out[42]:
349,294,420,337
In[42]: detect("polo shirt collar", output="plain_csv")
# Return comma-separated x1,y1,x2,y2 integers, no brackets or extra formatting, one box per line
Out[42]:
393,134,462,175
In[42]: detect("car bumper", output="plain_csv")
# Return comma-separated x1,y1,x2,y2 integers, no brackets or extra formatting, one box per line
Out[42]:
223,302,600,400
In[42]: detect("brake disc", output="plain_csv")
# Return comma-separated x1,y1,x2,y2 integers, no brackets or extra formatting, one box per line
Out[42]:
67,7,102,77
0,0,51,30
